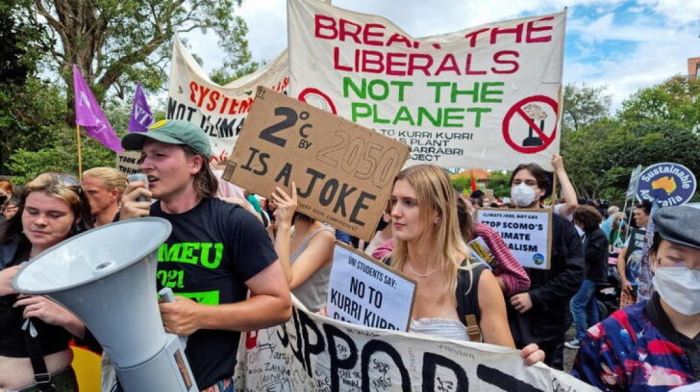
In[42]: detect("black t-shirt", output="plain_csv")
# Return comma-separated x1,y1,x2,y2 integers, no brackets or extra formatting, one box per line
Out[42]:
151,198,277,389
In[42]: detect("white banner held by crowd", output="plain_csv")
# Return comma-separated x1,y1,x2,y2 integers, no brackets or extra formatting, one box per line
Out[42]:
327,244,416,331
477,208,552,269
288,0,566,170
168,35,289,163
234,299,601,392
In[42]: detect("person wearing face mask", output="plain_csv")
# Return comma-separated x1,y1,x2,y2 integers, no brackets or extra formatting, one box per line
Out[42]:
572,205,700,391
506,163,584,370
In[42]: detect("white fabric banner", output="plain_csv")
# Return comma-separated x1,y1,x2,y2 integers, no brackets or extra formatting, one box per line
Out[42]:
288,0,565,170
167,36,290,163
234,299,600,392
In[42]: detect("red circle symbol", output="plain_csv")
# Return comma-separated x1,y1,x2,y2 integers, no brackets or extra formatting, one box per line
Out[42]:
502,95,559,154
298,88,337,115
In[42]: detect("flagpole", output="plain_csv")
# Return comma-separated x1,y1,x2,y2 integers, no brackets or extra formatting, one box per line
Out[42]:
76,124,83,182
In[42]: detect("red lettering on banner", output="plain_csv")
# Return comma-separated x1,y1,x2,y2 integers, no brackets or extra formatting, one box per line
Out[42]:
464,53,487,75
207,91,220,112
362,50,384,73
339,19,362,43
364,23,385,46
334,47,353,71
187,80,288,114
490,24,524,44
386,53,407,76
492,50,520,74
526,17,554,43
408,54,433,76
386,33,416,49
434,54,460,76
332,49,522,77
315,15,337,39
464,28,490,48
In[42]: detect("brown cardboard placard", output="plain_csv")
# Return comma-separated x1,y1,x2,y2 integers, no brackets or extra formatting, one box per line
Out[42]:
116,151,142,175
222,87,410,241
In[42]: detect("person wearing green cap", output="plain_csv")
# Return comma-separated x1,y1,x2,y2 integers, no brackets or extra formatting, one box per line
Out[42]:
117,120,291,392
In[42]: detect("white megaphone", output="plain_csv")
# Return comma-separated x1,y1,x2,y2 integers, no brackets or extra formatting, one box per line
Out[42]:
12,217,198,392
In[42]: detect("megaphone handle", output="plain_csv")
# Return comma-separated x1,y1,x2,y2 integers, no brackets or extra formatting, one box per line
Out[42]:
158,287,189,349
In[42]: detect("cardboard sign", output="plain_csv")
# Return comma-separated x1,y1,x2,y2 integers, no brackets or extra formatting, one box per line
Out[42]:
116,151,142,175
222,87,410,241
476,208,552,270
327,243,416,331
288,0,566,170
235,298,601,392
636,162,697,207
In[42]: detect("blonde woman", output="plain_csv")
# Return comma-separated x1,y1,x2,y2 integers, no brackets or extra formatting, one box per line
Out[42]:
388,164,543,364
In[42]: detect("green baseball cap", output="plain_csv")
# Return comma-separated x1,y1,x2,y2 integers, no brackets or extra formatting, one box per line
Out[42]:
122,120,212,158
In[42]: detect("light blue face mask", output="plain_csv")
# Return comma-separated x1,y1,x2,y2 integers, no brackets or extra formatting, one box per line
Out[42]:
653,266,700,316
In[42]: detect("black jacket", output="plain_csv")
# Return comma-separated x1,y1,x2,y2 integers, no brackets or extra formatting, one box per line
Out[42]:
509,213,585,343
582,227,608,283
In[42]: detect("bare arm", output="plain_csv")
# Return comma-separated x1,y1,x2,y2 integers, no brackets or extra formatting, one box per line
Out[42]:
287,230,335,290
160,260,292,335
616,246,632,292
15,295,86,339
478,269,515,348
271,185,297,284
551,154,578,217
0,265,20,296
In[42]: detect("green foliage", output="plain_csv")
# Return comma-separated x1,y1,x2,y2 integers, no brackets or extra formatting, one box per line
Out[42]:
0,78,67,173
8,126,117,184
619,76,700,127
562,83,612,132
486,171,512,199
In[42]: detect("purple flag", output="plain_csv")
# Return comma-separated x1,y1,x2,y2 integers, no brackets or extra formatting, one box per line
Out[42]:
128,83,154,133
73,65,123,152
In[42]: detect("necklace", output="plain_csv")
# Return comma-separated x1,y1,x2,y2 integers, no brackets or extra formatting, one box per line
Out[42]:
406,259,442,278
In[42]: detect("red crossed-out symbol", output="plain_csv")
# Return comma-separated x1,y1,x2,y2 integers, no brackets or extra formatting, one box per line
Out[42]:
502,95,559,154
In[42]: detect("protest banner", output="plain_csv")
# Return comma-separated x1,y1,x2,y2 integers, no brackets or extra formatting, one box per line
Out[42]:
222,87,410,241
626,165,643,200
234,298,600,392
288,0,566,170
467,237,496,270
115,151,142,175
636,162,697,207
476,208,552,269
128,83,154,133
328,243,416,331
167,35,289,163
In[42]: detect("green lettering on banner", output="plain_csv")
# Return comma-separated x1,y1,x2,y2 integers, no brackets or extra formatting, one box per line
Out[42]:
178,290,221,305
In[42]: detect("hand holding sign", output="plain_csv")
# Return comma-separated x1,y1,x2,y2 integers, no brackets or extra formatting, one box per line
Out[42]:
223,87,410,241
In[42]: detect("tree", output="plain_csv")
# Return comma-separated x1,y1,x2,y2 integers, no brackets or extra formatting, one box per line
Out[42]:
25,0,253,117
562,83,612,132
619,76,700,128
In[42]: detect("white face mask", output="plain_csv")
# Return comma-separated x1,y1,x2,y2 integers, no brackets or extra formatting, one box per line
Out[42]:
511,183,536,207
653,267,700,316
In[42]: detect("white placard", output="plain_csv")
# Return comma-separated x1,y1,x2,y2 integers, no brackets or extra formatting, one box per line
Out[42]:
476,208,552,270
327,244,416,331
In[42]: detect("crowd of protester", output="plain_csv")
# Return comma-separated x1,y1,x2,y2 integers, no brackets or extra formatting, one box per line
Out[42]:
0,121,697,392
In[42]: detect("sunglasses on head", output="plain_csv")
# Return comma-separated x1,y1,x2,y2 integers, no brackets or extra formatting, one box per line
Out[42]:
49,173,83,195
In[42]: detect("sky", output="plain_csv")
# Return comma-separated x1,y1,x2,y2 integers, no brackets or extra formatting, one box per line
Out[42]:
185,0,700,112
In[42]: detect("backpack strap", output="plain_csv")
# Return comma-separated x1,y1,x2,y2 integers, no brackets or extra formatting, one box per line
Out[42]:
455,261,487,341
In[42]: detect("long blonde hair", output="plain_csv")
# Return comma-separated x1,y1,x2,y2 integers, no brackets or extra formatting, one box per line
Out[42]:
390,164,472,294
